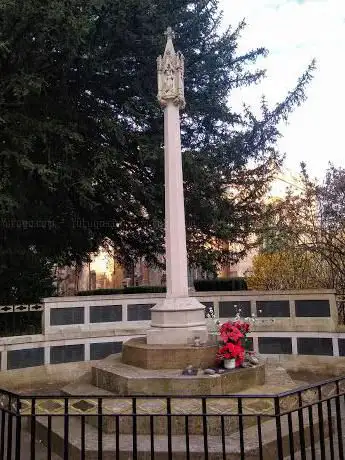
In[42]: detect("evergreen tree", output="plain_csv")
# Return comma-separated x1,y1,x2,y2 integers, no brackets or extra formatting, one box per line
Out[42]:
0,0,315,299
0,248,55,303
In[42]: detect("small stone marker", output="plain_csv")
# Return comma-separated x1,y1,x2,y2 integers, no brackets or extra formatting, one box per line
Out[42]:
247,354,259,365
245,353,259,366
193,337,202,347
182,365,198,376
203,368,216,375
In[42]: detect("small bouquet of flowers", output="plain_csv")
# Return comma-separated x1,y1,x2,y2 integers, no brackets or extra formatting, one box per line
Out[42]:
232,320,252,352
207,305,256,368
217,321,246,367
217,340,244,362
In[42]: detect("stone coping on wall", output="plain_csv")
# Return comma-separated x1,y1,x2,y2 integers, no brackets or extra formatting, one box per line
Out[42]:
261,354,345,375
195,289,336,297
3,321,345,349
1,330,345,372
251,320,335,333
44,289,336,303
44,293,167,303
0,361,95,391
0,325,148,347
43,289,338,335
4,329,345,348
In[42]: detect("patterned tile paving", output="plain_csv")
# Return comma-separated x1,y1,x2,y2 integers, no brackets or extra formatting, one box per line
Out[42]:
0,394,10,410
40,400,65,414
134,399,166,415
102,400,133,415
15,377,345,418
17,396,275,417
71,400,97,414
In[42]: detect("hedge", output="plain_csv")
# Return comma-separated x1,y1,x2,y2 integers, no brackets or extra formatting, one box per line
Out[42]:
0,312,42,337
193,278,248,292
78,279,248,295
77,285,166,296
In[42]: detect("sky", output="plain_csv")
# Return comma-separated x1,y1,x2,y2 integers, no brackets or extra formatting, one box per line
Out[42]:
219,0,345,180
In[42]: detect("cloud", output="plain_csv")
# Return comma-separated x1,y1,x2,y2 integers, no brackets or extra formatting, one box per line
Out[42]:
219,0,345,177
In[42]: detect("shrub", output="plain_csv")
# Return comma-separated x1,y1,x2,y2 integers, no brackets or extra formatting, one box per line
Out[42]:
77,285,166,296
194,278,248,292
0,312,42,337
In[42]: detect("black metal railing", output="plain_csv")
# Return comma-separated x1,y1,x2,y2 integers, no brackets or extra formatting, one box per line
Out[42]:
0,375,345,459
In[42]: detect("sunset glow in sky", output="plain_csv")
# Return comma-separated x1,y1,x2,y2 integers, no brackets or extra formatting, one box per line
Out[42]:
219,0,345,179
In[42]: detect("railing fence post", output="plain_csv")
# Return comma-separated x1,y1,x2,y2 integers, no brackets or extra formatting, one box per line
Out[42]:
275,396,284,460
14,396,21,460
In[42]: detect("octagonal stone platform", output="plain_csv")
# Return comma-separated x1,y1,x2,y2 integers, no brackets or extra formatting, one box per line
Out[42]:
122,337,219,370
92,354,265,396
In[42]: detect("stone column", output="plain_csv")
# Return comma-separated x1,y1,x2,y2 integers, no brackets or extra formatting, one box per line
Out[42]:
164,102,189,298
146,28,207,345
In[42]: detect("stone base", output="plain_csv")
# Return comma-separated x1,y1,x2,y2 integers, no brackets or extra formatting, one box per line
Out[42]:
147,326,209,346
35,407,336,459
92,354,266,396
148,296,208,345
122,337,218,369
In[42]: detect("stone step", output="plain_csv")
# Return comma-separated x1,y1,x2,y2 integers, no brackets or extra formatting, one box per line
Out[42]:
61,382,273,436
63,382,114,397
264,364,296,387
35,406,335,459
91,354,265,396
62,382,118,434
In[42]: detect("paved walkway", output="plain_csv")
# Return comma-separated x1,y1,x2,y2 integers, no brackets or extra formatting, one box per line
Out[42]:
1,421,62,459
20,431,62,460
283,397,345,460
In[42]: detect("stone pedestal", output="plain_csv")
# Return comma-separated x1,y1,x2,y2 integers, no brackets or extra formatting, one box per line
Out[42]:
122,337,217,369
147,296,208,345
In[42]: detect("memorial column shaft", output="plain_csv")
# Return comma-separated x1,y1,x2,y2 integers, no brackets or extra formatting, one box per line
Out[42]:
164,103,189,298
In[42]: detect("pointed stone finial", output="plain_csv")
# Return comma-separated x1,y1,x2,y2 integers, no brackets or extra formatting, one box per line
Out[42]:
164,27,175,41
157,27,185,109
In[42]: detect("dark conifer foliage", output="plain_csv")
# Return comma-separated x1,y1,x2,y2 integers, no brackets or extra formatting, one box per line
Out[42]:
0,0,314,299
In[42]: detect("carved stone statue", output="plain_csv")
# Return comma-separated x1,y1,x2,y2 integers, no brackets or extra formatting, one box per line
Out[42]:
164,61,175,95
157,27,185,109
